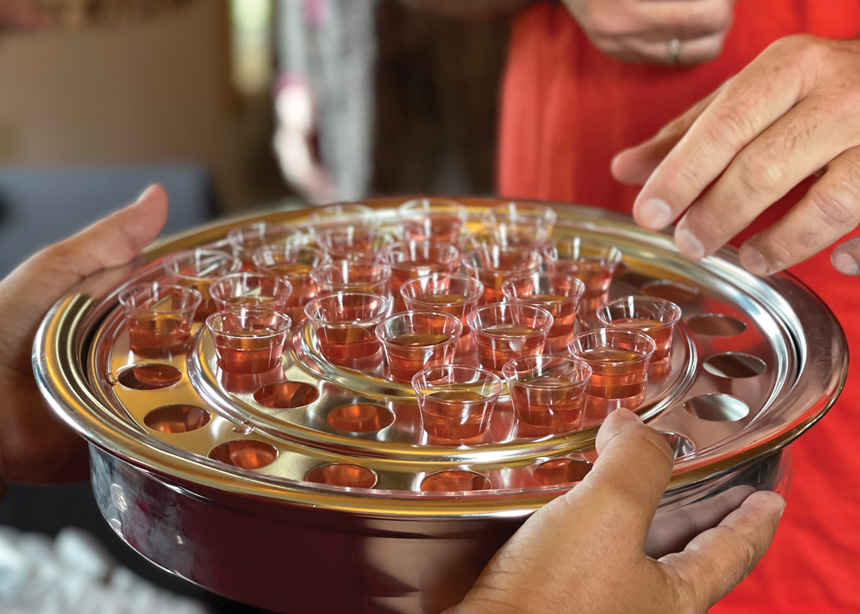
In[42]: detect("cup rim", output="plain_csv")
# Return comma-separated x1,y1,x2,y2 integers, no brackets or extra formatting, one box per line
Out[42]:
595,295,682,327
378,239,461,267
309,260,393,288
488,201,558,225
163,249,242,282
500,273,586,304
411,363,504,401
568,327,657,363
204,307,292,338
501,355,593,387
118,281,203,311
541,237,623,266
307,203,376,231
397,197,468,220
375,311,463,348
303,291,391,326
399,273,485,305
465,303,555,337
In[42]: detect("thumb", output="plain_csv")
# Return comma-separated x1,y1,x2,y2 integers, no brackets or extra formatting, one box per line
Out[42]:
33,184,169,285
0,185,168,366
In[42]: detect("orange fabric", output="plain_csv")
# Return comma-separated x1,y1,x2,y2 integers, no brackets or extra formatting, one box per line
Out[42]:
499,1,860,611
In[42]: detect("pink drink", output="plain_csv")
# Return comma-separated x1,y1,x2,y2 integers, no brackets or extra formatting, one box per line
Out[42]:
304,292,390,370
376,311,461,382
542,238,622,314
412,365,503,442
569,329,655,410
206,309,291,375
596,297,682,363
466,304,553,373
502,273,585,353
400,273,484,334
119,282,202,357
253,244,331,327
503,356,592,433
398,198,468,244
462,245,542,303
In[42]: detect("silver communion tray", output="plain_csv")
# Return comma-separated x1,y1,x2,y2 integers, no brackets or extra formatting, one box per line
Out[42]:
33,199,847,613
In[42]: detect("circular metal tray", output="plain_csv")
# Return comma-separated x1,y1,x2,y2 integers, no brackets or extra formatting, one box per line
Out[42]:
32,199,847,611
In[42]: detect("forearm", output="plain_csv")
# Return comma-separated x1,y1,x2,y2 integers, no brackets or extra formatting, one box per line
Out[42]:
399,0,531,20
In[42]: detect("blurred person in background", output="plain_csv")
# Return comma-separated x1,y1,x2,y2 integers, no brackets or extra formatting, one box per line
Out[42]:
273,0,507,204
403,1,860,612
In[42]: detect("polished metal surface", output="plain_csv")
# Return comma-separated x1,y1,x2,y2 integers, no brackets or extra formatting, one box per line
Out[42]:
33,199,846,612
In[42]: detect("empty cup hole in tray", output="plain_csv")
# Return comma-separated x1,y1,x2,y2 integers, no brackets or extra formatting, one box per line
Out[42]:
703,353,766,378
420,470,492,493
640,280,699,303
117,364,182,390
533,458,593,486
305,463,377,488
209,440,278,469
658,431,695,458
144,405,210,433
687,314,747,337
327,404,395,433
685,394,750,422
254,381,320,408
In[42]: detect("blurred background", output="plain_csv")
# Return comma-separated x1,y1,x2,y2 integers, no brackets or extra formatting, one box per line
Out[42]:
0,0,508,612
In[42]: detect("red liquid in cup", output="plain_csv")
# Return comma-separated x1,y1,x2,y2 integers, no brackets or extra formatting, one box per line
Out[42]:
609,317,673,361
128,312,193,356
213,328,285,374
509,376,586,430
317,326,381,366
578,346,649,399
385,332,452,381
474,324,546,372
419,389,492,440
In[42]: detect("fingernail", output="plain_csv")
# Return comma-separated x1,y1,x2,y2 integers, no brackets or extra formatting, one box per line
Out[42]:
833,252,860,275
136,184,159,203
739,244,772,276
638,198,672,228
613,408,642,423
675,227,705,259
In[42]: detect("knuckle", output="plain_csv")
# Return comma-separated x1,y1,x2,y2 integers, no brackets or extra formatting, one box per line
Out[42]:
733,154,783,199
704,102,755,153
766,33,818,58
703,2,734,33
807,182,860,232
582,9,621,38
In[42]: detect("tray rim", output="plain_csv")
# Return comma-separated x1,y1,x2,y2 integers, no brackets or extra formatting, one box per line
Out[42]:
32,199,848,517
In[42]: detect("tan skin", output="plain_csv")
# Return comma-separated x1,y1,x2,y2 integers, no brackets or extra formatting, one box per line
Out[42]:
0,185,167,486
614,35,860,277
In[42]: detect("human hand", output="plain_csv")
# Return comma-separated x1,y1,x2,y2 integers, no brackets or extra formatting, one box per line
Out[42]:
0,185,168,488
273,78,337,205
560,0,735,66
447,409,784,614
612,35,860,276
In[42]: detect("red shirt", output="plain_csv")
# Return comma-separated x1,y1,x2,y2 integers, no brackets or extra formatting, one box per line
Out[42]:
500,2,860,611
